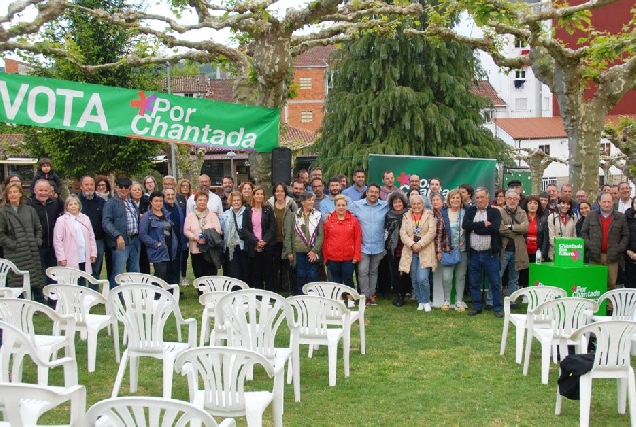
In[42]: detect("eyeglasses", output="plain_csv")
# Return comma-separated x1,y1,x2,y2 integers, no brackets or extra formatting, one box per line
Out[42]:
96,183,106,187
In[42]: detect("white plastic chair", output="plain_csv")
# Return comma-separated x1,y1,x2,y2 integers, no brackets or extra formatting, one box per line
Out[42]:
500,285,567,364
214,289,300,415
43,284,120,372
0,321,82,426
0,382,86,427
555,320,636,427
523,297,599,384
176,346,276,427
85,396,236,427
115,272,180,304
593,288,636,322
303,282,367,355
46,266,110,300
0,298,76,385
194,276,249,345
288,295,350,387
107,284,197,399
0,258,31,300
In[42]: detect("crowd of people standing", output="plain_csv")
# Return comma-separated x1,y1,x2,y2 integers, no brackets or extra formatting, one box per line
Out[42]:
0,158,632,318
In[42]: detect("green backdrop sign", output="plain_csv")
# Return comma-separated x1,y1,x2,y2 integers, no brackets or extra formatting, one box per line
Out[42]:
368,154,497,197
0,74,280,152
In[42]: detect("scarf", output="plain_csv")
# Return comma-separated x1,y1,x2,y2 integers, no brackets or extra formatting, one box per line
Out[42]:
195,208,210,231
294,208,321,248
226,209,241,261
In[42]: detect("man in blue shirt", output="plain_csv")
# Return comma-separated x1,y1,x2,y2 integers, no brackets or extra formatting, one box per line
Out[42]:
320,177,353,220
342,168,367,201
350,183,389,305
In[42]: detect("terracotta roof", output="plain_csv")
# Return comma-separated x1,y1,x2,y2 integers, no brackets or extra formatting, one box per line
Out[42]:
159,75,210,94
494,117,567,139
280,126,316,145
470,80,506,107
605,114,636,126
294,46,336,68
0,133,30,157
206,79,236,103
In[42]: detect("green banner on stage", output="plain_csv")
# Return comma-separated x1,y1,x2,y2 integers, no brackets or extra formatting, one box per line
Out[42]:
0,74,280,152
368,155,497,197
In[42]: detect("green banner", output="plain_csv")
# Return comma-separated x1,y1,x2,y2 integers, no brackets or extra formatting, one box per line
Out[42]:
0,74,280,152
368,154,497,198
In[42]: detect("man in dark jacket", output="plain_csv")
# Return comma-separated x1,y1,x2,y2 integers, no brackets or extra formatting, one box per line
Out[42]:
463,187,503,317
27,179,63,285
79,176,106,281
103,176,140,288
582,191,629,310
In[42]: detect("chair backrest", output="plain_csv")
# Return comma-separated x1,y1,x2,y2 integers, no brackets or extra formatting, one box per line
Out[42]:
0,320,78,386
175,346,275,415
216,289,296,360
532,297,599,339
303,282,362,301
597,289,636,320
288,295,348,338
107,284,179,352
115,272,173,289
193,276,249,293
46,266,109,299
43,284,106,326
509,285,567,312
570,320,636,372
0,258,30,299
0,298,74,340
85,396,221,427
199,291,231,310
0,382,86,427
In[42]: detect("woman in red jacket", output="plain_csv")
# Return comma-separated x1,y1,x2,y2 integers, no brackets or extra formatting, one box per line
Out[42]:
323,194,362,294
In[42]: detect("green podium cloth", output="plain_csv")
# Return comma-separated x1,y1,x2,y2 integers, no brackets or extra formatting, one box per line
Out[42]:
529,263,608,314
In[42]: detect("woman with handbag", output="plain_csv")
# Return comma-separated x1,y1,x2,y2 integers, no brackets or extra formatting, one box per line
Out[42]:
184,191,222,279
220,191,249,283
399,194,437,312
439,189,468,312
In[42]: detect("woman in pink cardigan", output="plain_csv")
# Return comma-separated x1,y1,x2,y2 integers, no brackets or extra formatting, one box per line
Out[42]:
184,191,222,279
53,195,97,274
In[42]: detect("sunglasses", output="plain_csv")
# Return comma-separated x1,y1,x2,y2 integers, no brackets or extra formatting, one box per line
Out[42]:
117,185,130,189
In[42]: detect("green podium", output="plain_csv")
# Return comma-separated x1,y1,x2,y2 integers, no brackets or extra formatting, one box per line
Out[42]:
529,237,608,314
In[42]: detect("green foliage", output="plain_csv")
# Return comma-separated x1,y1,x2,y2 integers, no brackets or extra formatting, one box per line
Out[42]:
23,0,161,179
315,19,507,179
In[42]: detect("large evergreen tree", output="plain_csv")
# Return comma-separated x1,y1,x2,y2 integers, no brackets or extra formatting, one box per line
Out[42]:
315,8,506,179
23,0,160,178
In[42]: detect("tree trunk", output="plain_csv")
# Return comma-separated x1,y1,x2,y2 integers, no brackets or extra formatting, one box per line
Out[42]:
525,156,548,196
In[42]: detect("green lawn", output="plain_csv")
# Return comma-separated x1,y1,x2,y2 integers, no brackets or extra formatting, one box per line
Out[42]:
14,284,636,426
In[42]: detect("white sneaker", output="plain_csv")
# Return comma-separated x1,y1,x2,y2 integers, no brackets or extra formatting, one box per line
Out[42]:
347,299,355,308
423,303,432,312
181,278,189,287
417,303,425,311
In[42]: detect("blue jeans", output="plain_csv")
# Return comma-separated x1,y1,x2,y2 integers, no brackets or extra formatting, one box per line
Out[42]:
327,260,355,289
296,252,318,295
500,250,519,298
109,237,141,289
469,250,502,312
91,239,105,281
410,254,431,304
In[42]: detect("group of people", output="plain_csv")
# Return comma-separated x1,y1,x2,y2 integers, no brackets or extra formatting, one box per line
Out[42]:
0,158,631,318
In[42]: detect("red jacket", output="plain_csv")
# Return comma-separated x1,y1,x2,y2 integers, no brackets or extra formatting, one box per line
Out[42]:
322,210,362,262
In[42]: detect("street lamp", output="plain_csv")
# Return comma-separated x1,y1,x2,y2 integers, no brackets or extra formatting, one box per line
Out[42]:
226,151,237,189
166,62,178,180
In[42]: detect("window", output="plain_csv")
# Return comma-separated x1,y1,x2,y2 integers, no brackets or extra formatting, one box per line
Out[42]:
542,178,557,191
513,69,526,88
538,144,550,155
514,98,528,110
301,111,313,123
299,78,312,89
483,109,494,123
543,96,551,111
515,38,528,48
600,142,610,155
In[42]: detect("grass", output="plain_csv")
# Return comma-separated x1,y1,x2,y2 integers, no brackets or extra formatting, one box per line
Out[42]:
11,282,636,426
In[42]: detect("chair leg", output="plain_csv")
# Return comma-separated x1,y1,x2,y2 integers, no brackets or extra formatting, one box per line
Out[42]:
618,377,627,414
129,355,139,393
359,320,366,355
523,330,533,377
514,325,525,364
500,320,509,356
555,384,562,415
162,354,175,399
327,337,338,387
541,340,551,385
343,330,350,378
111,351,129,398
87,329,98,373
112,322,121,363
245,405,265,427
579,374,592,427
627,369,636,427
293,345,300,402
199,312,209,346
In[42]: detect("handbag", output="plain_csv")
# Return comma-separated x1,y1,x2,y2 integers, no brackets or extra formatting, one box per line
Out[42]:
441,246,461,266
441,209,462,267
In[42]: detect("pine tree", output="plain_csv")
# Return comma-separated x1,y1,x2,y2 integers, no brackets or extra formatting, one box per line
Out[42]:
315,11,507,179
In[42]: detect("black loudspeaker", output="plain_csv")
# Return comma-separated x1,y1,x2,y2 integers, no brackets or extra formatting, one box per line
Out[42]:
271,147,292,186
